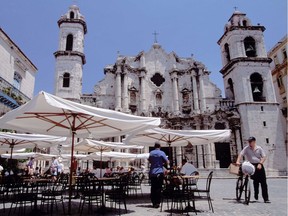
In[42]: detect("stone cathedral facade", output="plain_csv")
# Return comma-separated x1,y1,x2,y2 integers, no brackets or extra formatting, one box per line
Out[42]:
54,6,287,175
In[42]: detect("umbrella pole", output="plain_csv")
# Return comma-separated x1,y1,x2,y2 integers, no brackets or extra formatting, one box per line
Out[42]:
68,129,76,215
10,145,14,160
8,143,14,170
100,150,103,177
168,142,172,167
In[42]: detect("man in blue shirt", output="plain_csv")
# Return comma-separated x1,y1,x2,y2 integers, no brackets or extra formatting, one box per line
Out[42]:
148,142,169,208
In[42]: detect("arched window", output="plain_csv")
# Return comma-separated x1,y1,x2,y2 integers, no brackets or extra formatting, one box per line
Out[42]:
250,73,265,102
227,78,234,99
224,43,230,61
66,34,73,51
63,73,70,88
244,37,256,57
13,72,22,90
243,20,247,27
70,11,74,19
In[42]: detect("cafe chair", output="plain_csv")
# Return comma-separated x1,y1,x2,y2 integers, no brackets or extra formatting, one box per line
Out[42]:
160,175,184,213
105,175,128,215
78,176,102,216
0,182,7,212
8,182,37,216
128,173,144,197
40,181,66,215
192,171,214,213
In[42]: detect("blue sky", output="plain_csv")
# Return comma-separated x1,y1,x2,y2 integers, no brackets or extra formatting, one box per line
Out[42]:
0,0,287,97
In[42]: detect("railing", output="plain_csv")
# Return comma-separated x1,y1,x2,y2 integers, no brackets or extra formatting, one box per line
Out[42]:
0,76,31,108
219,99,235,110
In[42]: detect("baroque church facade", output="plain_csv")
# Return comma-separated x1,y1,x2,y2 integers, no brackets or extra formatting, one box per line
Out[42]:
54,6,287,175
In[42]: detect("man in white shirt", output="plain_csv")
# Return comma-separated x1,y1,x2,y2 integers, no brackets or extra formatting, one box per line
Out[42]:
180,159,198,176
236,136,270,203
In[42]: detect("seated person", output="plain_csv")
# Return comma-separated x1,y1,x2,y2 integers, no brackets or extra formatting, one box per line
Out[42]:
180,159,198,186
180,159,198,176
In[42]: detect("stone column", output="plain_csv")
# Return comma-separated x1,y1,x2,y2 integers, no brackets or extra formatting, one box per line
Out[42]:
192,75,200,113
171,72,180,113
122,69,129,113
235,128,243,155
115,136,121,167
176,146,182,167
115,66,122,111
199,69,206,113
140,71,146,113
204,123,212,168
124,149,129,167
196,124,204,168
210,142,217,168
247,77,253,102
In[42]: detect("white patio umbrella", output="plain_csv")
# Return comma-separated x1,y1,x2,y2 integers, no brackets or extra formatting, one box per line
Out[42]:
67,139,144,153
0,132,66,159
124,127,231,165
0,147,26,154
87,151,149,161
69,139,144,176
1,152,57,160
0,91,160,213
58,153,87,160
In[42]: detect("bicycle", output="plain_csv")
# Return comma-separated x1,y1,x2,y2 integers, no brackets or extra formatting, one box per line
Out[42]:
234,162,254,205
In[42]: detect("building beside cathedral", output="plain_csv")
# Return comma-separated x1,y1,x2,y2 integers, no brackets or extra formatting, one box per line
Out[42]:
54,6,287,175
0,28,37,117
268,35,287,155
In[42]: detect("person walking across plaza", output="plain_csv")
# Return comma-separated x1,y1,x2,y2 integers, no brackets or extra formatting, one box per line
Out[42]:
148,142,169,208
26,157,35,176
236,136,270,203
50,157,59,181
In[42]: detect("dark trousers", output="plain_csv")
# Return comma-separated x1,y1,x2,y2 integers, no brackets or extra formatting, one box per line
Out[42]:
150,173,164,205
252,163,269,201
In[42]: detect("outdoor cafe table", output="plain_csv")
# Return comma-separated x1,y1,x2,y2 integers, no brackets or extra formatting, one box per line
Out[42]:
94,177,118,210
22,178,52,214
170,175,199,212
78,176,124,213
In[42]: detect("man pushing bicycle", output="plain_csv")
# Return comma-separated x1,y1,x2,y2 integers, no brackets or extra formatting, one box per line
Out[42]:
236,136,270,203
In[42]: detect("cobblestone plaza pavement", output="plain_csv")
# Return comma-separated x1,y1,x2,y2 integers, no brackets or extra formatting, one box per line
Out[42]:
0,177,287,216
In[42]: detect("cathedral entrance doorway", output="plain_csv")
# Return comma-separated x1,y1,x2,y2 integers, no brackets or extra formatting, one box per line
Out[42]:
214,142,231,168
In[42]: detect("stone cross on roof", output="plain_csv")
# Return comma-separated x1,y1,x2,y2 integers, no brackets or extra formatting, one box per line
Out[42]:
153,31,159,43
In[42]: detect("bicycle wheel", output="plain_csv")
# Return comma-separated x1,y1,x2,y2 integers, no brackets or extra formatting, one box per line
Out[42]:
244,176,251,205
236,177,243,201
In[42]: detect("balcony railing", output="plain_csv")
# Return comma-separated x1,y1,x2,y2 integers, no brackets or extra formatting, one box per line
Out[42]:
0,76,31,108
219,99,235,110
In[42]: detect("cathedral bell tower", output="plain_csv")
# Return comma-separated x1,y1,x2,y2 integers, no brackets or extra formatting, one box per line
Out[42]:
218,10,286,175
54,5,87,102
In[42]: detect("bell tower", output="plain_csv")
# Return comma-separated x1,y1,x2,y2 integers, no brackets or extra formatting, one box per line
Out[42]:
54,5,87,102
218,10,286,175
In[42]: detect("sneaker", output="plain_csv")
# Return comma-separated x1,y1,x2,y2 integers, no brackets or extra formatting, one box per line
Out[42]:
153,204,160,208
264,200,271,203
